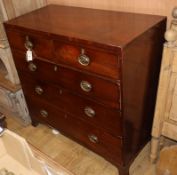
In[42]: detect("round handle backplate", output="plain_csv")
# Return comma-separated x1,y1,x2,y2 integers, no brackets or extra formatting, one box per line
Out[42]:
28,62,37,72
40,110,48,118
78,54,90,66
80,81,92,92
35,86,44,95
25,36,33,50
84,107,95,118
88,134,98,143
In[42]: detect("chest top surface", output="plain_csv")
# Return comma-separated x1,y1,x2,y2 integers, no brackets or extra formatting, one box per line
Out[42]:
4,5,166,48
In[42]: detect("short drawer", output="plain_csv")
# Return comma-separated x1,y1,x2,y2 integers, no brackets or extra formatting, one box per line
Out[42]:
53,41,120,79
20,74,122,136
26,96,123,165
6,29,53,59
13,50,121,108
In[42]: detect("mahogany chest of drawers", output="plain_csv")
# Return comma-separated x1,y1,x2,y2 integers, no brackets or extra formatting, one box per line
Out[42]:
4,5,166,175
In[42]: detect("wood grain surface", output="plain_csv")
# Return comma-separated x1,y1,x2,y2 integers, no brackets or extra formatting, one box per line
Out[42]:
4,5,166,174
4,5,165,47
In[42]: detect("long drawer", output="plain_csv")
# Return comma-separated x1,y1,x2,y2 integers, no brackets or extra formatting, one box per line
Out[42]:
6,29,120,79
26,96,123,165
12,50,121,108
19,72,122,137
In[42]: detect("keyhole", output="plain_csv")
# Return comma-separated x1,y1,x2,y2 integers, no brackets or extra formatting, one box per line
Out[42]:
54,66,58,72
59,89,63,95
64,114,68,119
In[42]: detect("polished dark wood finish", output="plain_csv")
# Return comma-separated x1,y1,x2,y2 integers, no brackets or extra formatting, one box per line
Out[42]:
4,5,166,175
26,95,123,165
4,5,165,49
122,21,166,165
12,50,120,108
19,72,122,137
6,29,53,59
54,41,120,79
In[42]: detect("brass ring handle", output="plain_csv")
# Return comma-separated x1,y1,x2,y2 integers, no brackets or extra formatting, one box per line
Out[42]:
78,54,90,66
24,36,33,50
35,86,44,95
80,81,92,92
28,63,37,72
40,110,48,118
88,134,98,143
84,107,95,118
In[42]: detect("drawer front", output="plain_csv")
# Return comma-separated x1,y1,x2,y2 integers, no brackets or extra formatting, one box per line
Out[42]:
20,73,122,136
13,50,120,108
26,96,123,164
6,29,53,59
53,41,120,79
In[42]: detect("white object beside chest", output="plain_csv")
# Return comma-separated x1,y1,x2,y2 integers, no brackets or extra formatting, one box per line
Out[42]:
151,7,177,163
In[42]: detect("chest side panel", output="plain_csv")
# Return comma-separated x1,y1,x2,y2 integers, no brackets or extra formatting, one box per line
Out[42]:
122,20,166,164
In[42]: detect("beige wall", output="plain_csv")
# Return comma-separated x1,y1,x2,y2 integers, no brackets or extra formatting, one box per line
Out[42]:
1,0,46,20
47,0,176,25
